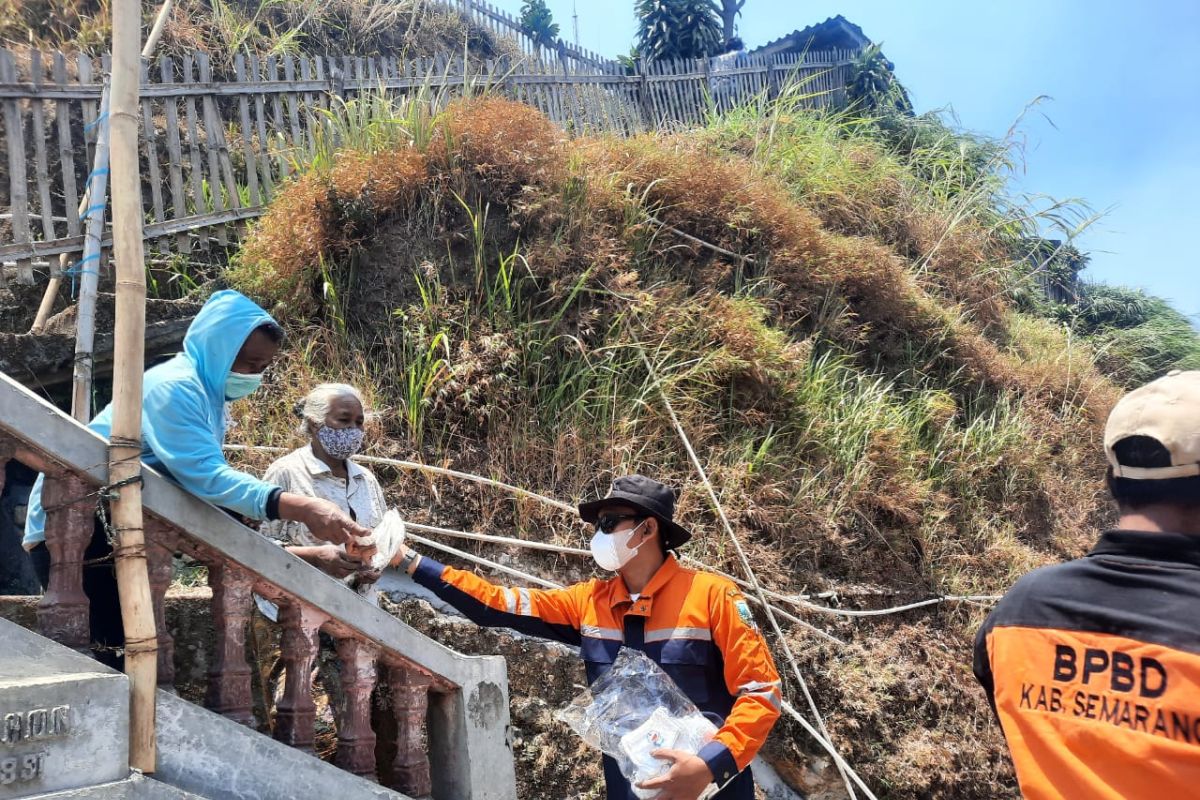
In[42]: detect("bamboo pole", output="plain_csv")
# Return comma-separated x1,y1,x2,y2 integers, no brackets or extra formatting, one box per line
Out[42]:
52,0,177,397
70,86,110,423
141,0,176,59
29,258,63,333
109,0,156,773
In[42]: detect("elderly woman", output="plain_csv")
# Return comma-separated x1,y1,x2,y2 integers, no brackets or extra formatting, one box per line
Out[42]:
260,383,387,599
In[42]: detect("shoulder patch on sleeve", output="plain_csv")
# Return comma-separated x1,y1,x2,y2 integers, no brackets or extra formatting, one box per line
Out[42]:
734,599,758,631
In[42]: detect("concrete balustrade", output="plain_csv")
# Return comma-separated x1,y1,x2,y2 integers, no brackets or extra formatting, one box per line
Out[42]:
0,372,517,800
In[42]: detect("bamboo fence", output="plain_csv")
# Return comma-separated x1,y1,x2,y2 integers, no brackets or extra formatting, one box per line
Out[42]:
0,47,856,286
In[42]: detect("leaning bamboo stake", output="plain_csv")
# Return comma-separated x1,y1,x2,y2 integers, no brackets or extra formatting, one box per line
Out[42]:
29,257,64,333
141,0,176,59
109,0,156,773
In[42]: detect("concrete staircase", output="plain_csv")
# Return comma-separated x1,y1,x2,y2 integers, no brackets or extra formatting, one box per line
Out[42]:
0,370,516,800
1,617,409,800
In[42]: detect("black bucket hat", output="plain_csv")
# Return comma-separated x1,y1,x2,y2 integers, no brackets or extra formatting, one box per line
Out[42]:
578,475,692,550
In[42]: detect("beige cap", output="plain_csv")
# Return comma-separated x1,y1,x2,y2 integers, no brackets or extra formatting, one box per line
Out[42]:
1105,370,1200,479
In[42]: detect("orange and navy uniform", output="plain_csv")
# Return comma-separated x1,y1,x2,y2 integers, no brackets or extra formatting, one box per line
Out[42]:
412,553,782,799
974,530,1200,800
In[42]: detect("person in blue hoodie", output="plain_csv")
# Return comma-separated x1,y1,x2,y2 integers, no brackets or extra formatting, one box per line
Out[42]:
22,289,372,667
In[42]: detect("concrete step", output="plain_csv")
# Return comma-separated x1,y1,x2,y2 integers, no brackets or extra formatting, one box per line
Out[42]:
1,618,412,800
0,619,128,799
155,690,411,800
23,774,205,799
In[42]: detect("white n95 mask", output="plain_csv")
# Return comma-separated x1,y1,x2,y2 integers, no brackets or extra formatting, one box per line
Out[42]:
589,519,648,572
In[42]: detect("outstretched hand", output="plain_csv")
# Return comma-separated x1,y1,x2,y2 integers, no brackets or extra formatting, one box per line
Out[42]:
282,494,372,546
635,749,714,800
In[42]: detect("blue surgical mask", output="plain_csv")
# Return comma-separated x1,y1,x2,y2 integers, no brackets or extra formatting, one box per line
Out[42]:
224,371,264,400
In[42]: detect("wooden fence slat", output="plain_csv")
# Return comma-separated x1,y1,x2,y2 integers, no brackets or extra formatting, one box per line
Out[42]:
249,54,275,197
196,54,229,246
548,58,566,125
650,60,667,128
267,56,290,179
282,55,303,155
233,55,261,208
198,54,241,213
0,50,34,284
30,51,57,246
298,56,316,156
341,55,354,96
661,59,675,126
160,56,189,252
139,58,169,253
564,61,582,134
180,54,210,249
313,55,330,115
52,53,81,242
78,54,98,181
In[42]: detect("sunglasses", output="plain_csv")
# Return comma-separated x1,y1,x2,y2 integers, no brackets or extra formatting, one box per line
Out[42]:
595,513,644,534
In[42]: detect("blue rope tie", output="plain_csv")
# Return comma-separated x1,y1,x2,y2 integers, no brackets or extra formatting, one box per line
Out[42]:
84,168,110,188
62,253,101,297
83,111,109,134
83,203,107,219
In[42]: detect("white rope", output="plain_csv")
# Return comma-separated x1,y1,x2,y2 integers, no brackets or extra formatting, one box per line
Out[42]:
406,521,844,644
781,700,879,799
354,454,578,513
637,345,871,800
406,533,564,590
224,445,576,513
406,521,591,556
226,444,997,621
797,594,1002,617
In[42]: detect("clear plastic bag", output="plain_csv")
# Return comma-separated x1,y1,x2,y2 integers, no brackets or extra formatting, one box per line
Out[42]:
557,647,719,799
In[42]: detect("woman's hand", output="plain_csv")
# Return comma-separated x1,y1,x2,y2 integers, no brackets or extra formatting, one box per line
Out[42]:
288,544,361,579
354,567,384,587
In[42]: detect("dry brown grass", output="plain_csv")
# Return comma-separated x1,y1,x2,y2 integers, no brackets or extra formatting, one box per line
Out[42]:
433,96,570,200
330,147,429,214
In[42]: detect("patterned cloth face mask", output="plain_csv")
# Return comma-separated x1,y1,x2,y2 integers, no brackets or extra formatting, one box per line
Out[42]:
316,425,365,460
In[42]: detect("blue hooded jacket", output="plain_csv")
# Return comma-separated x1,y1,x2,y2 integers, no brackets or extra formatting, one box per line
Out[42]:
24,290,281,547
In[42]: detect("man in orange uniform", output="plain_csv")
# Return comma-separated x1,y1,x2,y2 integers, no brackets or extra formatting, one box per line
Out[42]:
974,370,1200,799
393,475,782,800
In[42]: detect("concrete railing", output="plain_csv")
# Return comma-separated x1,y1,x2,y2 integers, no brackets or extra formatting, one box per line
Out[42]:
0,371,516,800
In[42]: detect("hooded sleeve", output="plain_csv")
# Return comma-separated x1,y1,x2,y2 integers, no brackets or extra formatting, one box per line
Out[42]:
142,379,276,519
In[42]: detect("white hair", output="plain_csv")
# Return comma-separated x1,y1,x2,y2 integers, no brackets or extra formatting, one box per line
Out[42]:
295,383,367,436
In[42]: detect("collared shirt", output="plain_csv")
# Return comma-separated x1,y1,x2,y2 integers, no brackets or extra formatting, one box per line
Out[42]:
412,552,782,799
259,445,387,546
258,445,387,606
975,530,1200,800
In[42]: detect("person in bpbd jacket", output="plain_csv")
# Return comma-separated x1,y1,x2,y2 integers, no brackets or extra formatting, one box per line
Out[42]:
975,370,1200,800
23,289,372,667
392,475,782,800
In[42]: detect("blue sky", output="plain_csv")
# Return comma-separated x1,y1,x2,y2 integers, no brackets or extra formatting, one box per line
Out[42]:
495,0,1199,320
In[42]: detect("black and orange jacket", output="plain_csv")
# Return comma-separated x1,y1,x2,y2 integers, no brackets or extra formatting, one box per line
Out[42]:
974,530,1200,800
412,553,782,799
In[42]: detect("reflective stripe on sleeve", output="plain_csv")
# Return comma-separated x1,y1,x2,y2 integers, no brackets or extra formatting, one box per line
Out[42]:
644,626,714,643
581,625,623,640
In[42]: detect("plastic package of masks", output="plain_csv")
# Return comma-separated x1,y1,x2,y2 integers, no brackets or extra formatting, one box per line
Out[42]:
557,648,719,799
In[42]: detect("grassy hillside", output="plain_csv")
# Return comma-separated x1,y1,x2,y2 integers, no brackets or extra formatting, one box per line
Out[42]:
0,0,518,71
206,83,1194,797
